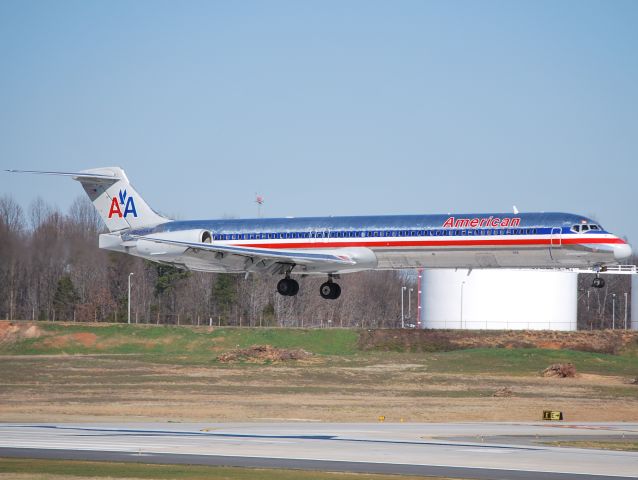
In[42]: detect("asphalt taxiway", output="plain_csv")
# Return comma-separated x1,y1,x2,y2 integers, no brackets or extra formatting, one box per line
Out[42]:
1,422,637,479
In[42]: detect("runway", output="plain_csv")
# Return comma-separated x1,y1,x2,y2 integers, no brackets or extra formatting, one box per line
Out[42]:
1,422,637,479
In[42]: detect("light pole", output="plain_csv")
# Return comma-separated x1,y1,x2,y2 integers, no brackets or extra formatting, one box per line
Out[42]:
612,293,616,330
460,281,466,329
128,272,134,325
408,288,413,320
417,269,422,328
401,286,406,328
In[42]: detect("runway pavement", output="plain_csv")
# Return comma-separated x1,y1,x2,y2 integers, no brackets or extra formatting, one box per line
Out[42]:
1,422,637,479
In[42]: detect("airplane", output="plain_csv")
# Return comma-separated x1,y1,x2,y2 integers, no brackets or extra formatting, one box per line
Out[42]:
6,166,633,299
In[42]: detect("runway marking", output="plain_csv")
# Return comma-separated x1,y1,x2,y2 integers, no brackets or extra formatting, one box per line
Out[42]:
3,425,543,451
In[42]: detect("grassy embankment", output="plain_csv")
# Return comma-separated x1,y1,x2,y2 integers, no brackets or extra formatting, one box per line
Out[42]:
2,322,638,376
1,321,637,423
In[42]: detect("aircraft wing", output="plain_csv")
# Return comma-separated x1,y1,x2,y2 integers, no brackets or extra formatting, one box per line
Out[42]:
132,235,357,273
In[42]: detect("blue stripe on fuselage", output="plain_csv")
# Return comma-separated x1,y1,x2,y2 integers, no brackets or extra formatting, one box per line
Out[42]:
129,212,606,237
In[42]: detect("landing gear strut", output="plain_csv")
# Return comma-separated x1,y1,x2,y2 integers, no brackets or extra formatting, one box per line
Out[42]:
277,277,299,296
320,279,341,300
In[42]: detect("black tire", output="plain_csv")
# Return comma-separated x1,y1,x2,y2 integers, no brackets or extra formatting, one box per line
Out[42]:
320,281,341,300
592,277,605,289
320,282,333,299
277,279,288,296
278,278,300,296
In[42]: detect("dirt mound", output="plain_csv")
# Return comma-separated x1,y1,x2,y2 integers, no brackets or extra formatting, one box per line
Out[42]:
358,329,638,355
542,363,577,378
493,387,514,397
217,344,311,363
0,321,45,343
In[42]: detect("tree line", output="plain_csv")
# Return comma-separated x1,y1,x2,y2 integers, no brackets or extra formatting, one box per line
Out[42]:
0,193,633,329
0,195,411,327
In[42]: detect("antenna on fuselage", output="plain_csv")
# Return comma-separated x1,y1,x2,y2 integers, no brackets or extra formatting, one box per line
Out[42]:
513,205,519,215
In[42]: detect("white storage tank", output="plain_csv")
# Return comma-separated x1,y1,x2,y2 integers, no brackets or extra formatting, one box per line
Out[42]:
420,269,577,330
632,274,638,331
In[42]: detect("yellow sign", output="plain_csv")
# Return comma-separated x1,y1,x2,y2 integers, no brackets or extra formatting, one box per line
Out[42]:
378,415,385,422
543,410,563,421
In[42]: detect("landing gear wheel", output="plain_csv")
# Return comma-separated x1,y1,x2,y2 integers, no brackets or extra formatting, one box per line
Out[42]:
320,281,341,300
277,278,299,296
592,277,605,289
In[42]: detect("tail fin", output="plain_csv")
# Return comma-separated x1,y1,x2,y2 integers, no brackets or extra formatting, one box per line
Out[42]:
6,167,168,232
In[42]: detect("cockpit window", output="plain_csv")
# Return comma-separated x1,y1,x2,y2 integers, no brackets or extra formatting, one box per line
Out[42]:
571,223,602,233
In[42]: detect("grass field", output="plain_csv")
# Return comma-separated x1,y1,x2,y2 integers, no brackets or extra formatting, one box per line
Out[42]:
0,321,637,423
0,458,451,480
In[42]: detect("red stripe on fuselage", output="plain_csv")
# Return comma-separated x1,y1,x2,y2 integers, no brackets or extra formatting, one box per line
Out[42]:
227,236,625,250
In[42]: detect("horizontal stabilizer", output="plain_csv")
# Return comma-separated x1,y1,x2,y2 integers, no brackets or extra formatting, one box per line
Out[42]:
5,169,118,182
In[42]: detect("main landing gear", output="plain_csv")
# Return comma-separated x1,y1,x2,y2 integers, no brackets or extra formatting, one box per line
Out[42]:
277,277,299,296
320,279,341,300
276,275,342,300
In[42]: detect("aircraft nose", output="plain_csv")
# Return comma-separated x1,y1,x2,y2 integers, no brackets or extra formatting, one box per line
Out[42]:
614,242,632,261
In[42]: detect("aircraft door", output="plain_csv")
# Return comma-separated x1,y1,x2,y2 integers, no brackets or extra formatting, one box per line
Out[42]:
549,227,562,261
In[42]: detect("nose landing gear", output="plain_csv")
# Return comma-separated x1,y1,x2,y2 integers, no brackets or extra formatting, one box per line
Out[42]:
592,276,605,288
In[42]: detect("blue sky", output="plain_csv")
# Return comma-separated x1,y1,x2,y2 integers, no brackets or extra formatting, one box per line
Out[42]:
1,0,637,244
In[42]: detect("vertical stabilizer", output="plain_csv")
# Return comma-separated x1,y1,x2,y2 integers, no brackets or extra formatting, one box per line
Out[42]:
75,167,168,232
5,167,169,232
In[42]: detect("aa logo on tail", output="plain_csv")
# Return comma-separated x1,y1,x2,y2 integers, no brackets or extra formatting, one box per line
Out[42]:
108,190,138,218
